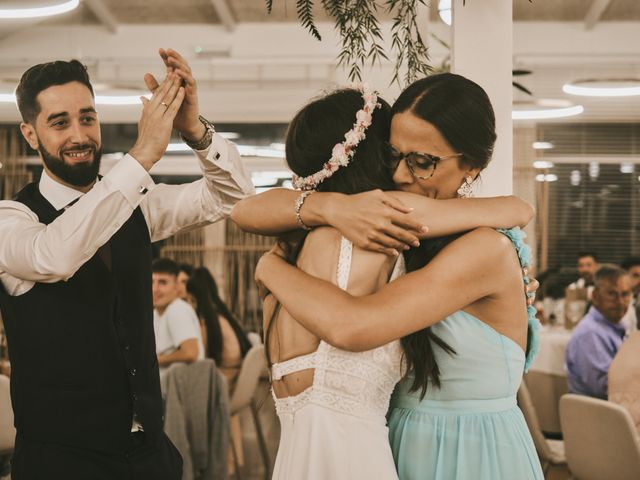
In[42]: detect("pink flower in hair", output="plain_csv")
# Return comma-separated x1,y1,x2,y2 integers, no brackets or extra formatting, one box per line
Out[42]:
344,130,363,145
332,143,346,160
356,109,373,127
292,83,380,191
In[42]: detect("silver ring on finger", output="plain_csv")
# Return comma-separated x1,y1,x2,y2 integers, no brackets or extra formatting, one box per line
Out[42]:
160,102,168,109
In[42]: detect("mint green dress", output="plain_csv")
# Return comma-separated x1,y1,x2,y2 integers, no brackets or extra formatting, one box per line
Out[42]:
387,228,544,480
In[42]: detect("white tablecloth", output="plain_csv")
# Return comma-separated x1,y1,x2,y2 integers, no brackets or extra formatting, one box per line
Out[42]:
529,325,572,376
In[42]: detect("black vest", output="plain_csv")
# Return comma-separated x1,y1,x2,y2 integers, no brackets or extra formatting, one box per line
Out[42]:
0,182,162,454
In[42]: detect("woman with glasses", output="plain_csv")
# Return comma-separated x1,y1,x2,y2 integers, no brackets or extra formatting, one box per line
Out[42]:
234,73,542,479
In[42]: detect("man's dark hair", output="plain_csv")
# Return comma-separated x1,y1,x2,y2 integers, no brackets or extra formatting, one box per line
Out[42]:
578,251,598,262
621,257,640,271
15,59,94,123
178,263,194,277
151,258,179,277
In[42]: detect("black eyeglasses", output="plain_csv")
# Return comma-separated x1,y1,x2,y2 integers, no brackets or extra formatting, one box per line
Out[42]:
384,143,464,180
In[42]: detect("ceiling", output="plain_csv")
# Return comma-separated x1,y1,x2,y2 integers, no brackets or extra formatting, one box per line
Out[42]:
12,0,640,25
0,0,638,125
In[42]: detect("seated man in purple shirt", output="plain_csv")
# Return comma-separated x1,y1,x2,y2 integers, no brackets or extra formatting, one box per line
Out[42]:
565,264,632,399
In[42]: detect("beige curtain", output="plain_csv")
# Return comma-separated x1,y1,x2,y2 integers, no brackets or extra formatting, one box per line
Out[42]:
224,221,273,334
160,219,273,334
0,125,29,362
160,228,206,267
0,126,30,200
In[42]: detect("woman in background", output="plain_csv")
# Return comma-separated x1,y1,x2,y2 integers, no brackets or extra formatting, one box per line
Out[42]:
186,267,251,384
186,266,252,473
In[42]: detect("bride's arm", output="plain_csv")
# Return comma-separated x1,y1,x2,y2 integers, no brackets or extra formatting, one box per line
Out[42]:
255,227,516,351
232,188,534,254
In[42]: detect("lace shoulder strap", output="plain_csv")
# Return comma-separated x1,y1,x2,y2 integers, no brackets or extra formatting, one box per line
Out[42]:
271,352,318,381
389,252,406,282
497,227,541,372
337,236,353,290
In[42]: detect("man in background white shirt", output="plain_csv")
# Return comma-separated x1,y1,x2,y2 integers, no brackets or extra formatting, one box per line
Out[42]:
568,251,599,298
152,258,204,367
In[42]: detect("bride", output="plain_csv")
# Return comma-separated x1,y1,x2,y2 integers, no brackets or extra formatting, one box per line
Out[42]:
237,80,535,479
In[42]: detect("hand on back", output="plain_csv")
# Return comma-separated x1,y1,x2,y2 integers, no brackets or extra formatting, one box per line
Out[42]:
326,190,426,256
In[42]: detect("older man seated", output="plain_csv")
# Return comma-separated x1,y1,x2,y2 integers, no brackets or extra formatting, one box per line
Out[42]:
565,265,632,399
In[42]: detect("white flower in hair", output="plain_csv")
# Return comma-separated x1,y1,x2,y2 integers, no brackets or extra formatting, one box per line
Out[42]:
292,83,381,191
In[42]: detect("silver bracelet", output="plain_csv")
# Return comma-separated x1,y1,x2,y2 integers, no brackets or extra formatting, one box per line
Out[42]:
294,191,314,231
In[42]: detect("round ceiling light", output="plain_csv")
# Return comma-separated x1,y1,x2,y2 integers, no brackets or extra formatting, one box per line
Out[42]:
0,0,80,19
512,104,584,120
563,79,640,97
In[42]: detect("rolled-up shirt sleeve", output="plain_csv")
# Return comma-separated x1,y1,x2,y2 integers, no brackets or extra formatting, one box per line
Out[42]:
141,133,255,242
0,156,154,290
0,135,253,296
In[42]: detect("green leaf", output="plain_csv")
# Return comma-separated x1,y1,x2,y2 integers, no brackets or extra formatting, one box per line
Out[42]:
513,82,533,96
296,0,322,41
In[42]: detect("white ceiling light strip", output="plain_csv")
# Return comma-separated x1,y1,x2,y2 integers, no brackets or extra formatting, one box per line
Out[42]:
0,91,150,106
0,0,80,19
167,143,286,159
512,105,584,120
94,94,149,105
563,80,640,97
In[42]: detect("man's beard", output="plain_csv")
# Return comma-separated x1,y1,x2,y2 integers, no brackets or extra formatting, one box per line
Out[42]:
38,142,102,188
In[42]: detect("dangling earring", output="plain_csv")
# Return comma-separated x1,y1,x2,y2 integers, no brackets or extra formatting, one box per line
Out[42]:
457,176,474,198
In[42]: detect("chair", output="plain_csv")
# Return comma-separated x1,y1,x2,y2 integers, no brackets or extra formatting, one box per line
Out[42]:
517,380,566,478
246,331,262,347
0,375,15,454
0,375,15,478
559,394,640,480
524,370,569,436
246,332,269,380
229,344,270,480
163,359,230,480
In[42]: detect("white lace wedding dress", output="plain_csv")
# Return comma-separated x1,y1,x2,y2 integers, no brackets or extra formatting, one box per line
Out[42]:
270,237,404,480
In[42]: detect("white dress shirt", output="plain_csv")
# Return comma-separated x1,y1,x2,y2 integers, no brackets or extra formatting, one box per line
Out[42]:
0,134,254,296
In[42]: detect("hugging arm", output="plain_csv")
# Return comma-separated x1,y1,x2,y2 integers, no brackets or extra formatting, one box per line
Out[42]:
232,188,533,255
255,228,515,351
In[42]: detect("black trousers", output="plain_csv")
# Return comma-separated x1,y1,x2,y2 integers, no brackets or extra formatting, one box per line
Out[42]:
11,432,182,480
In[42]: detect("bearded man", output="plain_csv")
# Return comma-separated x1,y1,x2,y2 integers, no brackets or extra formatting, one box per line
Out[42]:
0,51,253,479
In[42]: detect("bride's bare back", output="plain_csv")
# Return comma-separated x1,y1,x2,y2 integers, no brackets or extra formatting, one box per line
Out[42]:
264,227,396,399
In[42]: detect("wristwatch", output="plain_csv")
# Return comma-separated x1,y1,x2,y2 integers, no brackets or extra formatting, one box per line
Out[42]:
180,115,215,150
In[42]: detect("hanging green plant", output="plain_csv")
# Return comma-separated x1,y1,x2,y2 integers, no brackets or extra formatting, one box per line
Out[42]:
266,1,533,87
266,0,432,86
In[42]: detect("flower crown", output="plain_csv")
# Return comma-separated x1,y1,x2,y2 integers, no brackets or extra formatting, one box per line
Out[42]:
292,83,381,191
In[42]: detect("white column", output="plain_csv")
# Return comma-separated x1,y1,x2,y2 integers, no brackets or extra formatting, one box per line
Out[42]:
451,0,513,196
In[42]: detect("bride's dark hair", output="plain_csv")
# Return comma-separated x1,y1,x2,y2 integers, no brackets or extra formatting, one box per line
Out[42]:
393,73,497,399
265,88,394,366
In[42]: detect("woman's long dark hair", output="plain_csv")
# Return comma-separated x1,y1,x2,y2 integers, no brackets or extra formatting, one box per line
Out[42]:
187,267,251,365
393,73,497,399
265,88,395,366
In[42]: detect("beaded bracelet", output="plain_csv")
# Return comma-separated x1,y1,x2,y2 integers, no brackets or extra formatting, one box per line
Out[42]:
294,190,314,231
